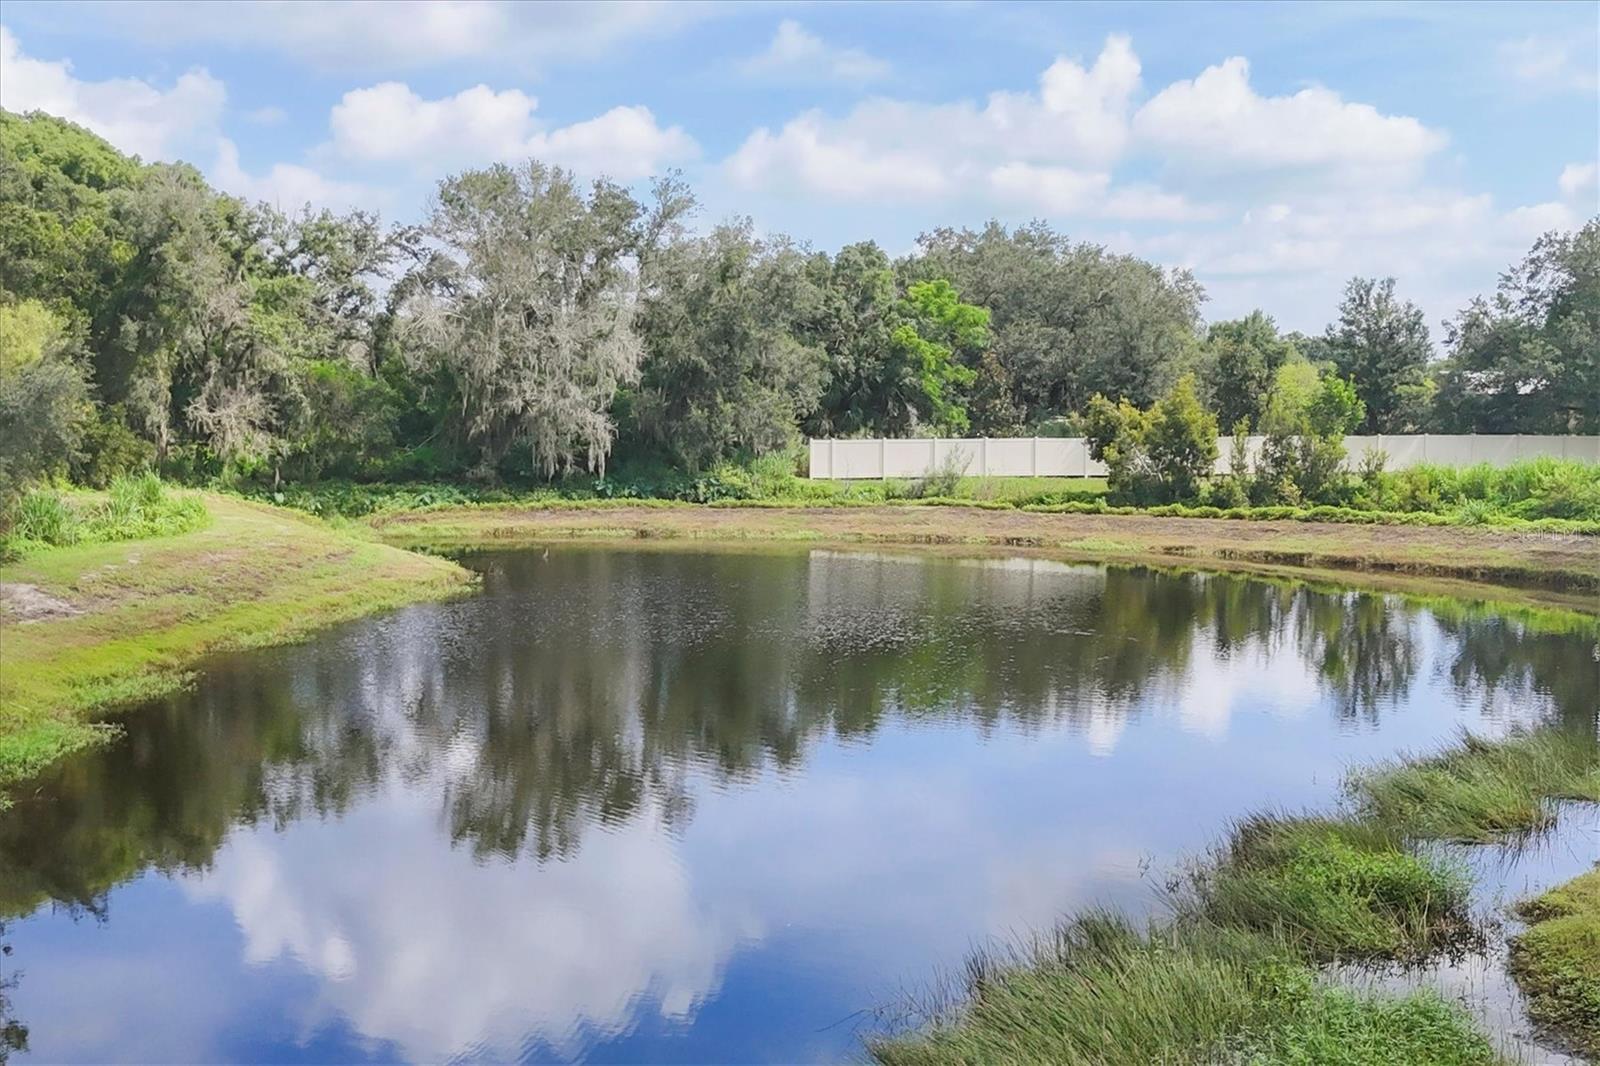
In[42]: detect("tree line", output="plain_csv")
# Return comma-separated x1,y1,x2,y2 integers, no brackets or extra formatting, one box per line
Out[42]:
1,109,1595,503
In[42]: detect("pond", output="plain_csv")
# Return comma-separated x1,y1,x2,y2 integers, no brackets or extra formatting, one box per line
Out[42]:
1,546,1595,1063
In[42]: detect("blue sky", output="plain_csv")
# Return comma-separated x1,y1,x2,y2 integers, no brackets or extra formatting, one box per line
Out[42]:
1,0,1595,332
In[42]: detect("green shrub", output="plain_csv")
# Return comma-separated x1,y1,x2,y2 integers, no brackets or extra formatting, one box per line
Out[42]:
1452,498,1497,525
7,489,78,546
907,450,969,499
73,406,156,489
1086,375,1219,505
1255,366,1364,506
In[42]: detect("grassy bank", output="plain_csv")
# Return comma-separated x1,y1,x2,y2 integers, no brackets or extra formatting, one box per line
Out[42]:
871,728,1600,1064
1509,869,1600,1057
0,494,473,796
367,501,1600,606
243,456,1600,532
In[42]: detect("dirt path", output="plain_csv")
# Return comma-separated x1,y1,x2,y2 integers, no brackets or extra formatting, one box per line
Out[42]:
374,504,1600,605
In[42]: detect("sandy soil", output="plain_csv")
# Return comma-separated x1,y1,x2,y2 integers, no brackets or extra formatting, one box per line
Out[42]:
0,582,81,623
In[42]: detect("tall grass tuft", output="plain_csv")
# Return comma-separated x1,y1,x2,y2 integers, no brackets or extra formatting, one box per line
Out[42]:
868,914,1498,1065
1183,815,1476,962
1,474,207,559
1349,728,1600,843
1508,869,1600,1058
8,490,78,547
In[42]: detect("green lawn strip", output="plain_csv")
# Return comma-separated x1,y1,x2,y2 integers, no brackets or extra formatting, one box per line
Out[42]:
1509,869,1600,1058
867,915,1500,1066
1349,730,1600,844
0,495,474,795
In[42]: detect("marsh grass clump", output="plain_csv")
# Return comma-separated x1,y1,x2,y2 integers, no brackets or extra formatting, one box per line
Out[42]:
1186,815,1476,962
1509,869,1600,1057
1228,970,1503,1066
1350,729,1600,843
867,914,1499,1066
869,914,1276,1065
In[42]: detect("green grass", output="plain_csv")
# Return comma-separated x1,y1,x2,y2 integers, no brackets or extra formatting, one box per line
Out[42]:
1229,971,1503,1066
1358,458,1600,522
868,915,1500,1066
1186,815,1476,962
0,494,473,795
1349,729,1600,843
872,724,1600,1062
244,474,1114,518
247,471,1600,535
1509,869,1600,1058
1,473,209,560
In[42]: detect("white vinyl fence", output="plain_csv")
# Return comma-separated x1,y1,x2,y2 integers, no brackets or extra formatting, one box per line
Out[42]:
807,435,1600,480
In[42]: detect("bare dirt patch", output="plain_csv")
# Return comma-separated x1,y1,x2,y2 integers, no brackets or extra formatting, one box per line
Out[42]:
1,582,82,623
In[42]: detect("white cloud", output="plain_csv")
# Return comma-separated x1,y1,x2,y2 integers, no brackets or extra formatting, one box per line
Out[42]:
62,0,715,72
726,34,1140,199
1558,161,1598,203
0,24,225,160
988,163,1214,222
740,20,890,85
988,162,1108,213
327,81,695,179
727,110,951,199
1499,34,1599,94
530,105,698,180
211,138,378,212
330,82,539,163
725,35,1444,209
1132,56,1446,176
182,795,747,1062
1134,185,1572,330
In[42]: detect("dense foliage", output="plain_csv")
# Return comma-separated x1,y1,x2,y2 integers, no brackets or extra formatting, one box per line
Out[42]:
1,109,1595,515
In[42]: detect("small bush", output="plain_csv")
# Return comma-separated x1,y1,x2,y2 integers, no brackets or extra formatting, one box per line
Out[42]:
73,406,155,489
1452,498,1497,526
907,450,969,499
1086,375,1219,505
7,489,77,546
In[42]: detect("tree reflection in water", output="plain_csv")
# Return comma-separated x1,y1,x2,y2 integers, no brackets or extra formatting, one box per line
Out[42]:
1,548,1593,926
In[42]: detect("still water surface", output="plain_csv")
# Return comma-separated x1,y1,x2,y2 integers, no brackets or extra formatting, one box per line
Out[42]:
2,547,1595,1063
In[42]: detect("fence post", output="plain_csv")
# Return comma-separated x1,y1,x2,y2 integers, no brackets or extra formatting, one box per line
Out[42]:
928,438,937,477
828,438,836,479
1421,434,1428,463
880,437,887,480
980,437,989,476
1031,436,1039,476
1082,437,1089,478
